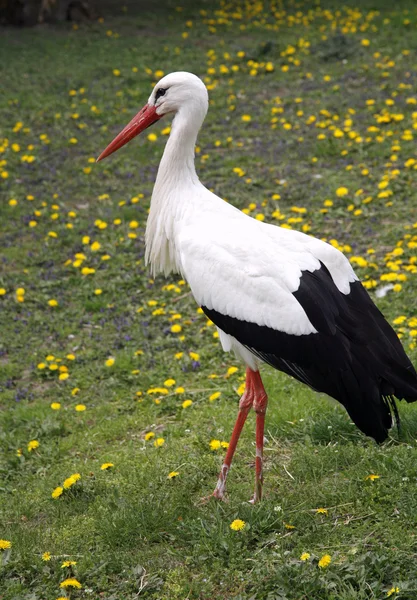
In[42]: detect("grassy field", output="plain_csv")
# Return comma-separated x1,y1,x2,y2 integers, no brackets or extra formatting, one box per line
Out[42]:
1,1,417,598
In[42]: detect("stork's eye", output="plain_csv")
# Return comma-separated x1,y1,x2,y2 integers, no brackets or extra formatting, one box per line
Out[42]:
155,88,167,101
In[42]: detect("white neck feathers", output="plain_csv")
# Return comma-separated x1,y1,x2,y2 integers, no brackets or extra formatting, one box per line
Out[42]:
145,104,206,276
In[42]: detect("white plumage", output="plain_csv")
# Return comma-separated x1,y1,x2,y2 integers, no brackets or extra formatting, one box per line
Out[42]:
98,71,417,502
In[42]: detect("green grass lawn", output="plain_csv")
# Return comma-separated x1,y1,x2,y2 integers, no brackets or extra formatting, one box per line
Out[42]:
1,1,417,598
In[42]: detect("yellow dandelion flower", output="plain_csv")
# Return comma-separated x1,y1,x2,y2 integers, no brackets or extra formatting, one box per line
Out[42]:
144,431,155,441
209,391,221,402
75,404,86,412
164,378,176,387
52,486,63,499
51,402,61,410
365,474,380,481
42,551,51,560
182,399,192,408
300,552,310,561
0,540,11,550
147,133,158,142
336,187,349,197
316,507,328,515
168,471,179,479
63,473,81,489
154,437,165,447
61,560,77,568
60,578,82,589
230,519,246,531
209,439,221,450
27,440,39,452
318,554,331,568
387,587,400,597
100,462,114,470
105,357,115,367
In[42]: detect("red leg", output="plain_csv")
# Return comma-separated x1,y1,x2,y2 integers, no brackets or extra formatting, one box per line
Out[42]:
250,371,268,504
212,368,254,500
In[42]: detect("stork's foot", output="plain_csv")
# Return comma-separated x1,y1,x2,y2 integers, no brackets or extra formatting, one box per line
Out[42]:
198,490,228,505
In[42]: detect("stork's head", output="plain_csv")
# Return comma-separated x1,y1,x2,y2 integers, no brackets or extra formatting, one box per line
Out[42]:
97,71,208,161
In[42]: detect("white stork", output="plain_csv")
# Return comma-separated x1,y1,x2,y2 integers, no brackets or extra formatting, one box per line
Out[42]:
98,71,417,503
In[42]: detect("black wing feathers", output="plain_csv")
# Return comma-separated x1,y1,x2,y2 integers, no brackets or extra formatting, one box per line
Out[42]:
202,262,417,443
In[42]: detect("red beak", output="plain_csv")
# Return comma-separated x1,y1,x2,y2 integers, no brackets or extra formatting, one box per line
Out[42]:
96,104,161,162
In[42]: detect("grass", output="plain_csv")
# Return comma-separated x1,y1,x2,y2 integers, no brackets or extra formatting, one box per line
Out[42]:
1,1,417,598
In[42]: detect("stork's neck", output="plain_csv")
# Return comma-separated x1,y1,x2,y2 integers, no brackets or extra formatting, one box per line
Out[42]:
145,107,205,276
154,109,201,192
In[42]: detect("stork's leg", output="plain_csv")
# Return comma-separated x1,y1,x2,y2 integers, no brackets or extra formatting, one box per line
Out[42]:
250,370,268,504
212,368,255,500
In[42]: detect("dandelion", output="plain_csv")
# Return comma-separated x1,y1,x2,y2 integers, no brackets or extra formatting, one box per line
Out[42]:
230,519,246,531
63,473,81,489
105,357,115,367
101,462,114,470
241,114,251,122
171,324,182,333
60,578,82,589
51,402,61,410
387,588,400,597
164,378,176,387
318,554,331,569
168,471,179,478
0,540,11,550
182,399,192,408
300,552,310,561
61,560,77,568
144,431,155,441
316,507,328,515
75,404,86,412
52,486,63,499
365,474,380,481
336,187,349,197
209,439,221,450
154,437,165,447
42,551,51,560
147,133,158,142
209,391,221,402
27,440,39,452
